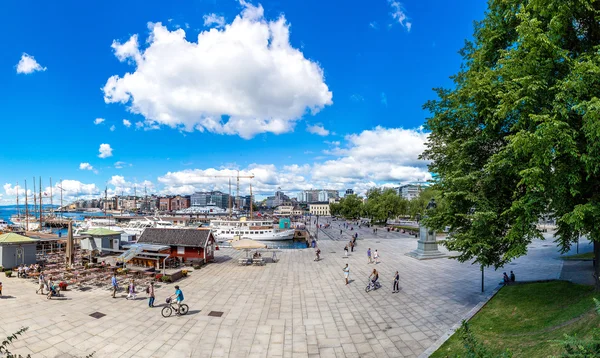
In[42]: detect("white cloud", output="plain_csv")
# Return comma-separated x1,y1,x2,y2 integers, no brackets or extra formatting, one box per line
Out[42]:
3,183,30,197
108,175,153,195
110,125,116,131
203,13,226,28
114,161,132,169
157,127,429,196
98,143,113,158
79,163,94,171
103,1,332,139
94,118,105,125
123,119,131,128
312,126,430,184
306,124,330,136
16,53,47,74
369,22,378,29
387,1,412,31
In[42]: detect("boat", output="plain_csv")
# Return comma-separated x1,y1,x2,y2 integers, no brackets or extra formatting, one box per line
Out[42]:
0,219,9,231
122,217,182,236
176,203,229,215
75,217,124,235
209,217,295,242
9,216,40,231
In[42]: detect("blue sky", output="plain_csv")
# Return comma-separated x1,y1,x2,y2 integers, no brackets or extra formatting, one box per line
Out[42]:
0,0,487,202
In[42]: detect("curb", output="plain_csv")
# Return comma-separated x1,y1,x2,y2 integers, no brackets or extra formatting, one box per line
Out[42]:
419,283,503,358
419,278,570,358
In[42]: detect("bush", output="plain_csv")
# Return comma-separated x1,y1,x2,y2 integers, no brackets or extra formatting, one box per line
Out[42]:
161,275,172,283
181,270,188,277
0,266,4,272
4,270,12,278
155,273,163,280
193,265,202,270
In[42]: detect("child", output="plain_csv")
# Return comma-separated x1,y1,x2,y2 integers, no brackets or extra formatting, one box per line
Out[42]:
0,281,3,296
126,279,136,300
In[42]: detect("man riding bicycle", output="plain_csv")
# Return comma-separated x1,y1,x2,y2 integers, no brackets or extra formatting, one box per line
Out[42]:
169,285,184,313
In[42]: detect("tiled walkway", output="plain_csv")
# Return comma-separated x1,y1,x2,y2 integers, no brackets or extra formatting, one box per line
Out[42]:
0,223,586,357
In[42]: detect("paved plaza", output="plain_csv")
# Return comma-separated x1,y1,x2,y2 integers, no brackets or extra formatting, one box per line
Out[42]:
0,222,593,358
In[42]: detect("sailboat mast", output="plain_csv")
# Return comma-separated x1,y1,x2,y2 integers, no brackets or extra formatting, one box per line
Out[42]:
250,184,253,219
40,177,44,231
49,177,53,216
24,180,29,232
33,177,37,218
39,176,43,230
228,178,232,220
16,182,19,219
236,170,240,214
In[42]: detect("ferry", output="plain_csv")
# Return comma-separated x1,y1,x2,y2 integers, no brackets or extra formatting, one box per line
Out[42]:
209,217,295,242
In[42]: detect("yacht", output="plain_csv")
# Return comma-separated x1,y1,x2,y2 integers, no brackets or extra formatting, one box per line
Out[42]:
176,203,228,215
75,217,124,234
9,215,40,231
209,217,295,242
122,217,181,236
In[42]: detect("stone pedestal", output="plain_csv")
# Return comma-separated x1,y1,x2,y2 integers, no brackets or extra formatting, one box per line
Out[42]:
406,225,447,260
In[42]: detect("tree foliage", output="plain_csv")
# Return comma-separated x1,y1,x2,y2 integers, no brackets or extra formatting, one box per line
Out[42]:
364,188,409,223
422,0,600,284
329,194,364,219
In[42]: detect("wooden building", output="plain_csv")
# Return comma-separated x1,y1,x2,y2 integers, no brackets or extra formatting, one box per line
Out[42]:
137,228,215,264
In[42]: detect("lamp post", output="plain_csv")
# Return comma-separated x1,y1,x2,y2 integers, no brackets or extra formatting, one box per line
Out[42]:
316,215,319,241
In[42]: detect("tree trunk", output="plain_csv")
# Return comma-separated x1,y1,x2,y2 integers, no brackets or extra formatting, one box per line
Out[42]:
594,241,600,291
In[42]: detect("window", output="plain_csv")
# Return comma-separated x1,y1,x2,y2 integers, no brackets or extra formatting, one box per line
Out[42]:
177,246,185,255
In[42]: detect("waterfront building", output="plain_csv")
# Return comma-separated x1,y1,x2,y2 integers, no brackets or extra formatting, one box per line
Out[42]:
137,228,216,264
273,205,294,216
298,189,340,203
345,189,354,197
309,202,331,216
170,195,191,211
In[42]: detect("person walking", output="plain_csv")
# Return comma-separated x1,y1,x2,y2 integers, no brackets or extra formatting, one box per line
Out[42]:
350,241,354,252
343,264,350,285
367,248,372,264
393,271,400,293
147,281,155,307
111,273,118,298
126,279,136,300
36,272,46,295
344,245,349,257
0,281,3,297
374,250,380,264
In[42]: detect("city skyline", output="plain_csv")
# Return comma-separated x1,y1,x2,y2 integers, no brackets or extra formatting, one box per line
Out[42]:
0,0,487,204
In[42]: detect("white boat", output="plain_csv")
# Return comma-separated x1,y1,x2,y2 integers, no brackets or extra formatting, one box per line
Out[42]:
0,219,9,231
75,217,124,235
122,217,182,236
176,203,229,215
9,215,40,231
210,217,295,242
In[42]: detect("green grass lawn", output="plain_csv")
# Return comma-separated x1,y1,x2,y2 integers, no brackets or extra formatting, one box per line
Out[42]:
561,252,594,260
431,281,600,357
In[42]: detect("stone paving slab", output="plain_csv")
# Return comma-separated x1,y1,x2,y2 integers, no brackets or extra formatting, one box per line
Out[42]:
0,221,585,357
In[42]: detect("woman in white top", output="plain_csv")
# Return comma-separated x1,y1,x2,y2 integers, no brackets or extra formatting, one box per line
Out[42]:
343,264,350,285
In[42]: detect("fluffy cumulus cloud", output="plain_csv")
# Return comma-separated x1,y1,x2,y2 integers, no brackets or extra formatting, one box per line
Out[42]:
306,124,330,136
203,13,226,28
16,53,47,74
103,0,332,139
313,126,431,184
3,183,30,197
388,0,412,31
157,127,430,196
79,162,94,170
123,119,131,128
94,118,105,125
114,161,131,169
107,175,154,195
98,144,113,158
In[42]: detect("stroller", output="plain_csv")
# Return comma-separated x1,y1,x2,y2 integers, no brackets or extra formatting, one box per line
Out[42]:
47,284,61,299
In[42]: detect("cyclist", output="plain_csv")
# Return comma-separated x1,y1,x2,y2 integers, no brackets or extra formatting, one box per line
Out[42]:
368,269,379,290
169,285,184,314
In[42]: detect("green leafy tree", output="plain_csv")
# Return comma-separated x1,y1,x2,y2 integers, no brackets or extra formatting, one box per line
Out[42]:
422,0,600,288
332,194,364,219
364,188,409,223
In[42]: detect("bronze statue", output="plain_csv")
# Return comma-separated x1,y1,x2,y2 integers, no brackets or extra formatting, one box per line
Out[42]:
426,198,437,210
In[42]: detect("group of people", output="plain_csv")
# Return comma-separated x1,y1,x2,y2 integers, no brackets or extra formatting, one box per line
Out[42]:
110,273,185,313
342,264,401,293
17,264,42,278
34,271,60,299
503,271,516,285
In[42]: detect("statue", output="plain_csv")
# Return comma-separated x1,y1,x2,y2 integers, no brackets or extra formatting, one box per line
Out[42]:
426,198,437,210
407,197,445,260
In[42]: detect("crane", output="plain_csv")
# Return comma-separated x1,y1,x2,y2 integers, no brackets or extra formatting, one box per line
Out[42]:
195,170,255,215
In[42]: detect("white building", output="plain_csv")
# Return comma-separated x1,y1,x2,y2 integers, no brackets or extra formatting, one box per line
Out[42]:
309,202,330,216
273,205,294,216
396,184,422,201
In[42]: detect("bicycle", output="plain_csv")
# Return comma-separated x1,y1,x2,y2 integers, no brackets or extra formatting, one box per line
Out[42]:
161,297,189,317
365,280,381,293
